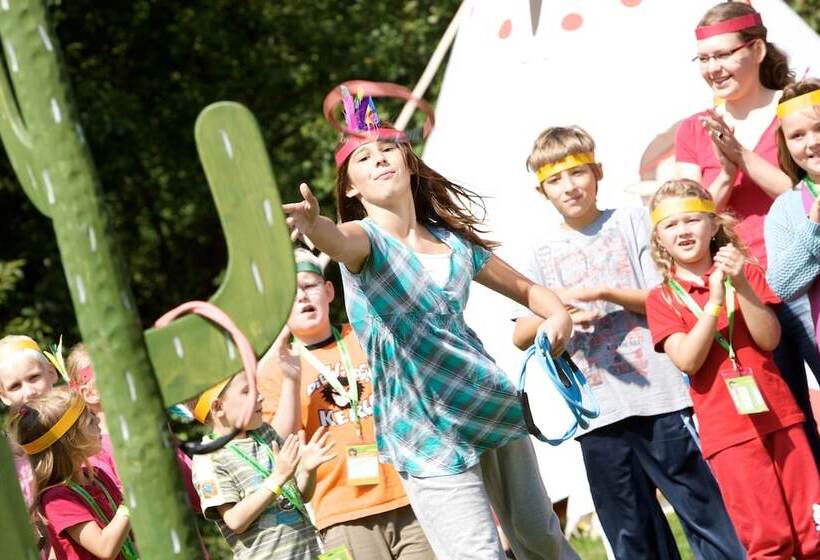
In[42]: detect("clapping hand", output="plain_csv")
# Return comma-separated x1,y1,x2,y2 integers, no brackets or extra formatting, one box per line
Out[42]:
270,325,300,382
298,427,336,472
271,433,300,482
713,244,747,286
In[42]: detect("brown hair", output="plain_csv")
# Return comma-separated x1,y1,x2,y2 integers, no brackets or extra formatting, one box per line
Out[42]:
335,137,497,250
11,386,100,500
649,179,748,281
776,78,820,184
526,126,600,194
698,2,794,90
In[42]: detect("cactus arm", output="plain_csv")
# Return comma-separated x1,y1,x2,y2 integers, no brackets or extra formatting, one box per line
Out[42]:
144,102,295,406
0,2,202,556
0,19,47,213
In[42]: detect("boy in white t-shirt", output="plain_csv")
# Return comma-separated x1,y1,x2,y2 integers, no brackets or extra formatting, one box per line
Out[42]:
512,126,744,559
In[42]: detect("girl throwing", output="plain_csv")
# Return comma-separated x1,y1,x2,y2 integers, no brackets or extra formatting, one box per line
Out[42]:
283,95,577,560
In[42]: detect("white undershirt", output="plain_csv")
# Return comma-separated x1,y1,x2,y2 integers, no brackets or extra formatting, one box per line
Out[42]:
414,251,452,288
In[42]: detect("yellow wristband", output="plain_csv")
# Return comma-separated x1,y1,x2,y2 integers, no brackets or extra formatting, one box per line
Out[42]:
705,302,723,317
262,478,282,496
115,505,130,518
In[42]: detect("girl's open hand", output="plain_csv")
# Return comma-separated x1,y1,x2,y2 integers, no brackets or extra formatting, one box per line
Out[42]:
298,427,336,472
283,183,320,239
707,267,727,305
713,244,746,285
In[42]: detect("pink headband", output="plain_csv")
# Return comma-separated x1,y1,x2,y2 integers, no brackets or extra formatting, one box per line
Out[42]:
695,13,763,40
334,128,408,168
69,365,95,390
323,80,435,168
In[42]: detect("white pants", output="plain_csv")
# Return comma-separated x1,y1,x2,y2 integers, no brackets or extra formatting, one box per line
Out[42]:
400,437,579,560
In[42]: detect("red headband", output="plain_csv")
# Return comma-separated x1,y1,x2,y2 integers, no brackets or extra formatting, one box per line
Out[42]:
695,13,763,40
69,365,94,390
334,128,408,168
323,80,435,168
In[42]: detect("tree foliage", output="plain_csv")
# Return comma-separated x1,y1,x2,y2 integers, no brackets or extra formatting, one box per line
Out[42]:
0,0,459,342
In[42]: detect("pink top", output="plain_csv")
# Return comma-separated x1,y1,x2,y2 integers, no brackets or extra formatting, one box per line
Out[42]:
675,112,779,269
41,468,125,560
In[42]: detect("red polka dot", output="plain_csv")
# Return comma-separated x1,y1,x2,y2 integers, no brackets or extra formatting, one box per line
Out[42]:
498,19,512,39
561,13,583,31
621,0,642,6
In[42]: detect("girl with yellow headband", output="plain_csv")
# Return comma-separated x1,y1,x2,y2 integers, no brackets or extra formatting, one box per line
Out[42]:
764,78,820,466
645,179,820,557
12,386,138,559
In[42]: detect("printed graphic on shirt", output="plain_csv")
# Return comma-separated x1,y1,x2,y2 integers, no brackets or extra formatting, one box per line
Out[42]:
306,359,375,428
532,225,648,386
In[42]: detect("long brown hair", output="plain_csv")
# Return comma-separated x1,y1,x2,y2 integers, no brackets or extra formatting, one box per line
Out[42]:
335,139,497,250
648,179,748,281
776,78,820,184
11,386,100,501
699,2,794,90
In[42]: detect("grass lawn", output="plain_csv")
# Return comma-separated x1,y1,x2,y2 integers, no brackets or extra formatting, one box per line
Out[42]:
568,513,694,559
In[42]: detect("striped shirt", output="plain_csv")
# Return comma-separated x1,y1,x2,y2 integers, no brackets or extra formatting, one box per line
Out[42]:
340,219,527,476
191,424,320,559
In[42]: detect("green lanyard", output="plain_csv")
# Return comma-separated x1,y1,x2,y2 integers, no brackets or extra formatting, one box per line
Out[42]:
667,276,738,366
296,326,362,437
806,176,818,198
65,478,139,560
226,432,312,526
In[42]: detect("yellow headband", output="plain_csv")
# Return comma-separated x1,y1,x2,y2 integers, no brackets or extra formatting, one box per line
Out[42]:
3,337,42,355
535,153,595,183
651,197,716,226
21,397,86,455
193,378,230,423
776,90,820,120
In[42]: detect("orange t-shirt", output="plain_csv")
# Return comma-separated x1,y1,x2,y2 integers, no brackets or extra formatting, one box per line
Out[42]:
257,324,410,530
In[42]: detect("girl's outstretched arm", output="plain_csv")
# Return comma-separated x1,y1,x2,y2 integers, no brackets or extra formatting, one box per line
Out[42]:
283,183,370,272
476,254,572,356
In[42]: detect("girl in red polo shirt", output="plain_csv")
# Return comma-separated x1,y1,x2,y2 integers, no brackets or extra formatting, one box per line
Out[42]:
645,179,820,558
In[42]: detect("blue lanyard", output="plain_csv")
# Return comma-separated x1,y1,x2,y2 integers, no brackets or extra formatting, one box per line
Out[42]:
517,332,600,445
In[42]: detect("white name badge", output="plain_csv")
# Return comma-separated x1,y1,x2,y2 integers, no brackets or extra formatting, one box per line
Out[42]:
721,367,769,415
345,443,381,486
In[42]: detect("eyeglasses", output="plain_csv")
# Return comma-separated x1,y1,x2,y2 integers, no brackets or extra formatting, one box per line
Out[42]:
692,40,755,65
296,282,324,294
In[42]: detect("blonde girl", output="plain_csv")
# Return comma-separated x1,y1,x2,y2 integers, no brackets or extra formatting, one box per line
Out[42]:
12,386,137,560
645,179,819,557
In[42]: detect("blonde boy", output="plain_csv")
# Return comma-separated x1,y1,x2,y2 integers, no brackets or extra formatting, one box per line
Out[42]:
512,126,743,559
191,366,334,560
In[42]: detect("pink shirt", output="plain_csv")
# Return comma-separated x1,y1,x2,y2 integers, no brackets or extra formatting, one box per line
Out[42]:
675,112,779,269
41,468,126,560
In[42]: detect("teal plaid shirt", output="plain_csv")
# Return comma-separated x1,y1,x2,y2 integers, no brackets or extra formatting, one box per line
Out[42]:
340,219,527,476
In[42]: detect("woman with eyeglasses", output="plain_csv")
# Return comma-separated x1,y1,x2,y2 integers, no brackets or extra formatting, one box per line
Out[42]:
676,2,820,470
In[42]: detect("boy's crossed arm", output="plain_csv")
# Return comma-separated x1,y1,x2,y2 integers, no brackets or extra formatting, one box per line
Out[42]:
513,285,649,349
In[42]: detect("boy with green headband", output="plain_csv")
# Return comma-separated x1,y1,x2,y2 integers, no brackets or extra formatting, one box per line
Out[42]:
511,126,743,559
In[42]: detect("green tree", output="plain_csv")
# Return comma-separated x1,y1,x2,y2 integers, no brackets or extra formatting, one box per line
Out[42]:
0,0,459,343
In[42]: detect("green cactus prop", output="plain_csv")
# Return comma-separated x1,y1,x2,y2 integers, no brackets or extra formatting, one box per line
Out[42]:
0,2,295,557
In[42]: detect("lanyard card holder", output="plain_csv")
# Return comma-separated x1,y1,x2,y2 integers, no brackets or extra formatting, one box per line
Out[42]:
345,442,381,486
720,366,769,415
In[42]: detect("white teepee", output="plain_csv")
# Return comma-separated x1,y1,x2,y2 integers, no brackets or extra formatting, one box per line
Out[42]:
423,0,819,538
